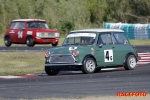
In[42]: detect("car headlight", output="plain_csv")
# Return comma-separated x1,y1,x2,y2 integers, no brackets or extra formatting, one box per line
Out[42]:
55,33,60,37
73,50,79,57
45,51,50,57
36,32,41,37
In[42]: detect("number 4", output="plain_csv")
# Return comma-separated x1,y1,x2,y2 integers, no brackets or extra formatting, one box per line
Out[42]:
106,51,109,61
18,31,23,38
104,50,113,62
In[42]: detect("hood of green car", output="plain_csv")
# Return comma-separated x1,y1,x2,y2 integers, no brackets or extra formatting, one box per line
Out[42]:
47,45,78,54
46,45,92,55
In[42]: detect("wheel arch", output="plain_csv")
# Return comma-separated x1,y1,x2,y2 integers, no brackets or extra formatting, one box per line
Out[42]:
4,34,10,38
25,35,35,47
26,35,33,40
82,54,97,66
4,34,12,47
124,52,137,64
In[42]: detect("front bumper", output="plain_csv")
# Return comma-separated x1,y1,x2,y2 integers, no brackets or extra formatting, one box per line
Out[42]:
45,63,82,70
34,38,58,43
45,63,82,67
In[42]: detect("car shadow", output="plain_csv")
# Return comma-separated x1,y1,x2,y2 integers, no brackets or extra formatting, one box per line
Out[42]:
38,67,128,76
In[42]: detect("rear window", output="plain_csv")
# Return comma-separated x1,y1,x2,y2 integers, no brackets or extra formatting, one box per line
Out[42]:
112,32,128,44
97,33,113,45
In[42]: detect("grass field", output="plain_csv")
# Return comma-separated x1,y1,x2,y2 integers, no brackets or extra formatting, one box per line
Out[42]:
129,40,150,45
0,51,45,75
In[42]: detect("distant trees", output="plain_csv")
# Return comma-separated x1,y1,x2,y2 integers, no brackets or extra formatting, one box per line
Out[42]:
0,0,150,35
104,0,150,23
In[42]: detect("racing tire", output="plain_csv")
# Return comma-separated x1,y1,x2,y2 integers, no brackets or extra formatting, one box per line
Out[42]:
26,36,35,47
81,57,96,74
45,67,60,76
4,36,12,47
52,42,58,47
94,67,101,73
124,55,136,70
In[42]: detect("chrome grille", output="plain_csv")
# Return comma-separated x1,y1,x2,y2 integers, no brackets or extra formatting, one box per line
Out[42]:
40,32,55,37
49,54,75,64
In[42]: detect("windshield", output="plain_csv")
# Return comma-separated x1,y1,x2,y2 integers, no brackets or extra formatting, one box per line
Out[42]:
27,21,49,29
62,33,96,46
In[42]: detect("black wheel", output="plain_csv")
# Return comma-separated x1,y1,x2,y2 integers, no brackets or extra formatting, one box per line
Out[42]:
26,36,35,47
4,36,12,47
45,67,60,76
94,67,101,73
52,42,58,47
124,55,136,70
81,57,96,74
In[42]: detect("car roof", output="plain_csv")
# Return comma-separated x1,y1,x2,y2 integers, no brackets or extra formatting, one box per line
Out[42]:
12,19,46,22
70,28,124,33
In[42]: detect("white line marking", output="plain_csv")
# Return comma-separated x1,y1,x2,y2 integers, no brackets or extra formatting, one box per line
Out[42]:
137,62,150,64
138,53,150,55
141,57,150,59
0,76,22,79
101,68,118,70
138,55,150,57
138,60,150,62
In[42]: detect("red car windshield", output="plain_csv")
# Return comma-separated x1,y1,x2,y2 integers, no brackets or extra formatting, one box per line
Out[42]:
27,21,49,29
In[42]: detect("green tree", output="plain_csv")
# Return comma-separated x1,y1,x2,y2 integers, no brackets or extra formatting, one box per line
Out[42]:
0,0,150,35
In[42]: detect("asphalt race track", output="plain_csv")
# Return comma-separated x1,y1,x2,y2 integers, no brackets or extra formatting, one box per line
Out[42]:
0,64,150,99
0,45,150,99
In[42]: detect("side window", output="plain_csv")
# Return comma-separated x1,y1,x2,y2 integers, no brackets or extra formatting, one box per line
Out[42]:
80,37,94,44
112,35,117,44
113,32,128,44
18,22,25,29
10,22,18,29
98,33,113,45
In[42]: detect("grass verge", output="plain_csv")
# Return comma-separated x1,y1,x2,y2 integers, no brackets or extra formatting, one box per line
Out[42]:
0,51,45,75
130,40,150,45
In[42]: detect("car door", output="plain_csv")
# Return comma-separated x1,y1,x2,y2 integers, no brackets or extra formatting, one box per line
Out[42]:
111,32,131,65
8,22,19,42
16,22,26,43
95,32,117,67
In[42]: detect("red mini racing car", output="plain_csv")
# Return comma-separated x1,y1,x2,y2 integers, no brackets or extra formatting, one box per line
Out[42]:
4,19,60,47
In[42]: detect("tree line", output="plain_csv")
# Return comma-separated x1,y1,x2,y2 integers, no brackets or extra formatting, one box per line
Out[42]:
0,0,150,35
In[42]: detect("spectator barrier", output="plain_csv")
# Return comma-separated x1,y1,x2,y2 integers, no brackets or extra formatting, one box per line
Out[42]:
104,22,150,39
